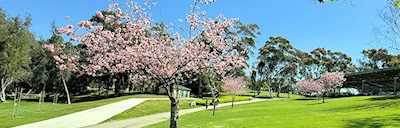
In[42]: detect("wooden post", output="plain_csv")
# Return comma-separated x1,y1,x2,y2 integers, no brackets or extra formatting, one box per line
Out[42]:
361,80,366,95
16,87,23,117
12,87,18,117
394,77,398,95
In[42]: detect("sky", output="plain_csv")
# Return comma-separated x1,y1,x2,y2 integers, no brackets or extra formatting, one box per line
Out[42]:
0,0,389,74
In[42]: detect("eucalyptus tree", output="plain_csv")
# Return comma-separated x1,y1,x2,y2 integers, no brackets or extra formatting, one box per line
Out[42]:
327,51,354,73
257,36,297,97
357,48,395,71
226,21,261,60
296,49,315,80
307,48,354,78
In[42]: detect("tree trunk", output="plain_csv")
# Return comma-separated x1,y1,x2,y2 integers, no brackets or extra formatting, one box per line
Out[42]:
52,93,58,111
231,96,235,108
268,87,273,97
322,92,325,103
39,83,46,112
38,91,42,112
198,74,202,98
26,89,32,95
0,88,6,102
213,99,216,116
170,99,179,128
276,85,281,97
1,78,13,103
60,72,71,104
106,74,113,97
210,81,217,116
287,92,290,98
165,83,180,128
115,77,120,96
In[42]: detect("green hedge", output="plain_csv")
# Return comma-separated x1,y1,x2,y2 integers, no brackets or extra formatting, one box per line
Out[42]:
195,96,253,105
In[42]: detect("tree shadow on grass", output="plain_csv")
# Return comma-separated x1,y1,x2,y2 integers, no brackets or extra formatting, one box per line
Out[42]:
344,114,400,128
296,98,318,101
307,102,325,105
316,101,400,113
368,95,400,101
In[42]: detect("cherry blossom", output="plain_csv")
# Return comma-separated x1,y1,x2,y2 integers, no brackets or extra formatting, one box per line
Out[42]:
320,71,346,89
222,76,247,96
222,76,246,108
44,0,246,127
296,79,324,93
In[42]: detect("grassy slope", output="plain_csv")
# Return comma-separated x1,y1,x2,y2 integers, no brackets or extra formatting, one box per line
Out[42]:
147,95,400,128
0,94,167,128
103,100,199,123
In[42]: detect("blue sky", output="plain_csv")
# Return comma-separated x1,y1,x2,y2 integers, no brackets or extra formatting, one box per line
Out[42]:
0,0,389,73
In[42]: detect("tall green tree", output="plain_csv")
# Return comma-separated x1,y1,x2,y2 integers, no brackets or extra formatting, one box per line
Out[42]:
257,36,297,97
357,48,398,71
305,48,354,78
226,21,261,60
29,39,49,93
0,9,35,102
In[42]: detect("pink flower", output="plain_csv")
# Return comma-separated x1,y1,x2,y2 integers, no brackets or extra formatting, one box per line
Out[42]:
105,17,111,24
96,11,104,18
56,28,66,34
67,25,74,29
53,56,64,63
70,37,77,41
96,26,103,31
59,64,67,70
42,44,54,51
93,65,101,70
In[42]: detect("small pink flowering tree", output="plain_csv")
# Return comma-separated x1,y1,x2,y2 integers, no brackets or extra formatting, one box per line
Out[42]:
44,0,246,127
296,79,324,99
320,71,346,103
222,76,247,108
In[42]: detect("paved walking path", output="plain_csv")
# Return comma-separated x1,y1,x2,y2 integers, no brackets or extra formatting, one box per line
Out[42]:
14,97,198,128
86,98,280,128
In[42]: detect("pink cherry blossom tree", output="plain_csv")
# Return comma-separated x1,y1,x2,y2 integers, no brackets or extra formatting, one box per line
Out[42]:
296,79,324,99
320,71,346,103
222,76,247,108
44,0,246,127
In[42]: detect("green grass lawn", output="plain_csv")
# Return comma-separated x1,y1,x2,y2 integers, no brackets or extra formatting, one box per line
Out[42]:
0,94,167,128
146,95,400,128
103,100,199,123
104,95,254,123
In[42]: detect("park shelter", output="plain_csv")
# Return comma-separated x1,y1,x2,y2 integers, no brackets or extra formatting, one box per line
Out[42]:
343,67,400,95
158,85,191,98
